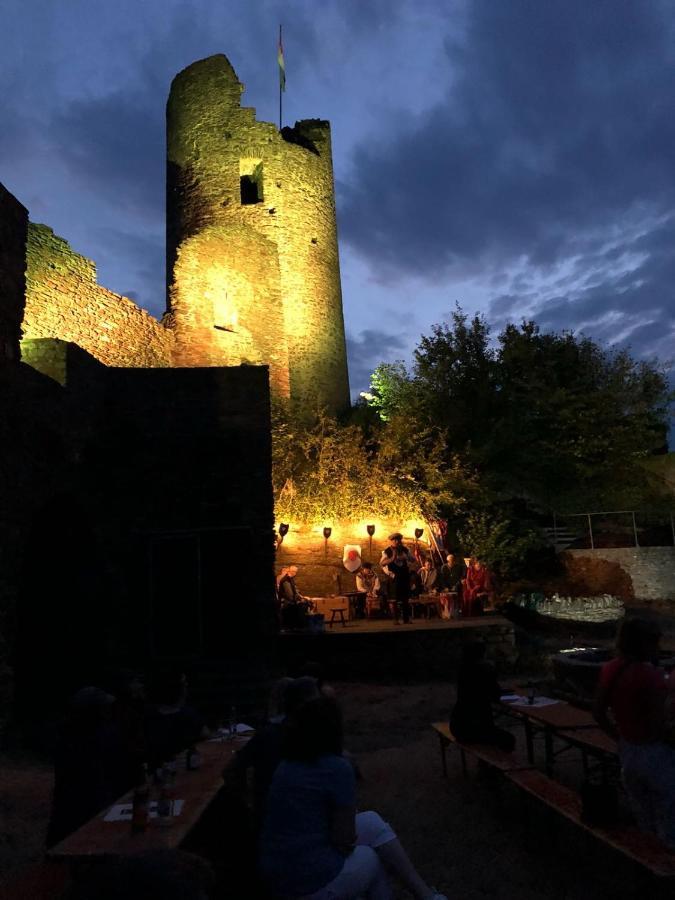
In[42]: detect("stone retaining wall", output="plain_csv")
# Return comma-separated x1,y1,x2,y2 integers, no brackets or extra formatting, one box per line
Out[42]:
563,547,675,602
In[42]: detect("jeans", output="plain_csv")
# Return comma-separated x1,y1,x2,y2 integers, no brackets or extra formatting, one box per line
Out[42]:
619,739,675,847
298,811,395,900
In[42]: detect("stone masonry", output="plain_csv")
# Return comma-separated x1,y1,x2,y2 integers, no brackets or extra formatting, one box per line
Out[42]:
563,547,675,602
22,224,174,368
166,55,350,413
15,55,351,416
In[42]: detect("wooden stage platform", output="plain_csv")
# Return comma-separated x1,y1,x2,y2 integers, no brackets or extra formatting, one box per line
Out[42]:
279,615,516,680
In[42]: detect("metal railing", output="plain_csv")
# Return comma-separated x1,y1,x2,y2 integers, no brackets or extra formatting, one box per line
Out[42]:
551,510,675,550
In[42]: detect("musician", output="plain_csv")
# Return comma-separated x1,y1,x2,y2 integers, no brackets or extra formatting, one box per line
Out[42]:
419,556,441,593
380,533,413,624
355,562,382,617
278,565,311,630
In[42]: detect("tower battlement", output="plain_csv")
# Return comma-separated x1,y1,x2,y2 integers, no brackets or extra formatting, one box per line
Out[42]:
165,54,350,413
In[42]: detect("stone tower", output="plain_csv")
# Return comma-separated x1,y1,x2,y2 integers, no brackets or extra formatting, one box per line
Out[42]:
165,54,350,413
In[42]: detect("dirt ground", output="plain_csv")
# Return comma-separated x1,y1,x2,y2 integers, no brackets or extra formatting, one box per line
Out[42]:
1,677,670,899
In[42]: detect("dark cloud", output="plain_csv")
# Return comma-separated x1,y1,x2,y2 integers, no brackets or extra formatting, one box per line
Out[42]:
346,328,408,396
50,92,165,220
340,1,675,276
339,0,675,372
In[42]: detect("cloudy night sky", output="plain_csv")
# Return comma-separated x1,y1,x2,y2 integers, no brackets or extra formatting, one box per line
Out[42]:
1,0,674,397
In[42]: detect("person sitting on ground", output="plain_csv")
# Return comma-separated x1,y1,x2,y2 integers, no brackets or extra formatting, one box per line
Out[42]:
594,617,675,847
449,641,515,752
260,696,447,900
463,557,495,614
144,670,209,769
226,676,320,827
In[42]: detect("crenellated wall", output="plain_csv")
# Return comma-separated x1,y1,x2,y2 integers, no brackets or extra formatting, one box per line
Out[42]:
22,224,174,369
166,54,350,413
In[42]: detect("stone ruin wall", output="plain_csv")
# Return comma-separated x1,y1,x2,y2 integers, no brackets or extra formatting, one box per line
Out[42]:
166,55,349,413
0,183,28,365
275,521,432,597
22,224,174,369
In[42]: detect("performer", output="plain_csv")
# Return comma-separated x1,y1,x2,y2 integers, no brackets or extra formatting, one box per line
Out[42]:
463,558,495,615
420,556,440,593
277,565,312,629
380,533,413,624
356,562,381,617
438,553,465,618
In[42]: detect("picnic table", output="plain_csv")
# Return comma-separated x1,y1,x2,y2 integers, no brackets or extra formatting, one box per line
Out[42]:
498,690,614,775
48,734,250,861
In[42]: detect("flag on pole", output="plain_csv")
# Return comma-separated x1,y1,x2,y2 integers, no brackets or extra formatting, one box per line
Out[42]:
278,26,286,92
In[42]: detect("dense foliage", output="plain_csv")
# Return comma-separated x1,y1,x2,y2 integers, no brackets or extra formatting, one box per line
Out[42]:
273,309,672,580
367,310,672,513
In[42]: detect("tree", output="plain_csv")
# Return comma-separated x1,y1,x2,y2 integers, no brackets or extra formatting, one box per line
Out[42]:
365,311,671,513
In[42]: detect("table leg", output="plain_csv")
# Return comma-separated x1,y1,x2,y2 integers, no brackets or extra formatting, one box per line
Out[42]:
524,720,534,764
544,728,554,776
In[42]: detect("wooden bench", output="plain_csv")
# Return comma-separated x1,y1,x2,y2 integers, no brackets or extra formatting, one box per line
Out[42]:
507,767,675,879
431,721,532,778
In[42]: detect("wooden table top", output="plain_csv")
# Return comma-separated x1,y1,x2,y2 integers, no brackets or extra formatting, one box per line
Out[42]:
48,736,248,861
499,692,597,730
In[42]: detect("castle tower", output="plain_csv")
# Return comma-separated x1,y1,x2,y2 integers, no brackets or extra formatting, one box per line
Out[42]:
165,54,350,413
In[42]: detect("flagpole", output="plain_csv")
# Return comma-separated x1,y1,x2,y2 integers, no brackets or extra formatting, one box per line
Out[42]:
279,24,283,131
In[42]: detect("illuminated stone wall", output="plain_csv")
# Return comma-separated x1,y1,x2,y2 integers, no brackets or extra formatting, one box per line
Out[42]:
22,224,174,368
166,54,350,413
275,519,432,596
563,548,675,602
0,183,28,365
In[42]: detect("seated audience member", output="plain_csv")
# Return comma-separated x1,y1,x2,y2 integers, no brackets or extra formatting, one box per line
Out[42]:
450,641,515,752
594,617,675,847
145,670,209,768
299,659,337,699
47,686,126,846
463,557,495,614
227,676,320,825
260,696,447,900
